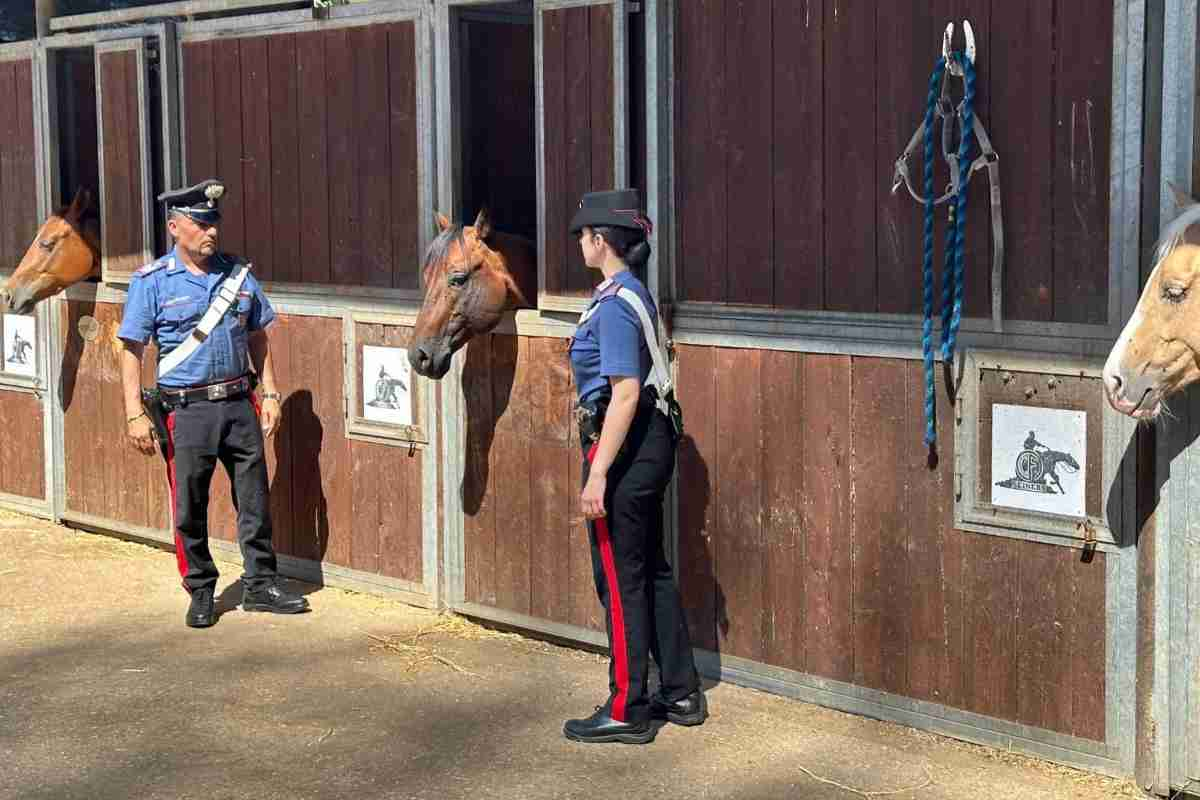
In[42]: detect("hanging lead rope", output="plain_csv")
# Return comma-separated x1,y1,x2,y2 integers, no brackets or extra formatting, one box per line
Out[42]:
895,20,999,460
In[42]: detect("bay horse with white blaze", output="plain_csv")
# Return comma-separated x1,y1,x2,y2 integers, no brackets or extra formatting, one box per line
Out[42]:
0,188,100,315
1105,185,1200,420
408,209,536,379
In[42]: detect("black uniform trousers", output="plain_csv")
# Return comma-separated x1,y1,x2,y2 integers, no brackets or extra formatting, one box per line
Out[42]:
164,393,278,593
582,405,700,723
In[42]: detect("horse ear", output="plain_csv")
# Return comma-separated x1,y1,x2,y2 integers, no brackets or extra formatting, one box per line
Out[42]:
435,212,452,233
66,186,92,220
1168,181,1199,210
472,208,492,241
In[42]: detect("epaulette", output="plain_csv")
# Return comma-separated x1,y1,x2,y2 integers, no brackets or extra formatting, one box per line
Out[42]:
132,257,170,278
593,281,623,302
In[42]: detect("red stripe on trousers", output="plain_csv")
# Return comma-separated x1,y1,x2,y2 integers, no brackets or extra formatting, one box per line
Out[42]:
165,412,188,586
587,442,630,722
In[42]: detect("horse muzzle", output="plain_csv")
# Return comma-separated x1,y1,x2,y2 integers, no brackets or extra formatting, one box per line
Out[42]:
1102,365,1162,420
408,338,454,380
0,284,37,316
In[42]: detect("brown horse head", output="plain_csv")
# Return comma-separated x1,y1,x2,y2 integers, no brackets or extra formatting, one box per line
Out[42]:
409,208,535,379
1104,184,1200,419
1,188,100,315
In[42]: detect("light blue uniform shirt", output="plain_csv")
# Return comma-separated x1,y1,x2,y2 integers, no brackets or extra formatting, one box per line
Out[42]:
569,269,657,403
117,247,276,388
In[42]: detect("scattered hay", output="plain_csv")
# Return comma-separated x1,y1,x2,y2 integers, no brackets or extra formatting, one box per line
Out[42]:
367,616,487,677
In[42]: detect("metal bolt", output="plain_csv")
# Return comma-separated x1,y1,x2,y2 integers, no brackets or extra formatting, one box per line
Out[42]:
1047,376,1058,390
1024,386,1036,399
1000,371,1012,384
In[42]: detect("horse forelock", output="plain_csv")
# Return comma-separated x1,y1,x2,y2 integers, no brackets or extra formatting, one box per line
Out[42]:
422,224,465,288
1153,204,1200,270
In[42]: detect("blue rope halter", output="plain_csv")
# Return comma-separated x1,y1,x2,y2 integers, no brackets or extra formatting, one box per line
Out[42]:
920,51,976,451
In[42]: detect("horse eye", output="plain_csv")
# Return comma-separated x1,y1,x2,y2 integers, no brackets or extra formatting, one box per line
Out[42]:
448,272,469,288
1164,284,1188,303
38,239,54,252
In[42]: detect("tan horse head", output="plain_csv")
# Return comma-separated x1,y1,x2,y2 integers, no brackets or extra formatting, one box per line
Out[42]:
1104,184,1200,419
1,188,100,315
408,209,535,379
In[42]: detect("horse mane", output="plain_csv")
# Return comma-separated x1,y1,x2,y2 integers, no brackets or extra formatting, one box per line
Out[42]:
1154,204,1200,268
52,203,102,257
422,223,465,288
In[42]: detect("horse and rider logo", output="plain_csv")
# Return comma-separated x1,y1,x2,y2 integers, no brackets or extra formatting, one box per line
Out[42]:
6,330,32,366
367,364,407,411
995,430,1081,496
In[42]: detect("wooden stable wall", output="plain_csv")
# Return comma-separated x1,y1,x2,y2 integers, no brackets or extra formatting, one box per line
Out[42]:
540,4,616,299
673,345,1107,742
0,389,44,501
675,1,1113,325
97,48,148,278
180,22,420,289
59,301,425,584
460,333,604,630
0,55,38,274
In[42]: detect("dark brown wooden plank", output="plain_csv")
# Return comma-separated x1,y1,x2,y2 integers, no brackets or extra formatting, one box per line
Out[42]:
823,0,876,312
675,0,726,302
1052,0,1113,325
760,349,804,670
463,335,497,605
296,31,331,285
316,315,351,567
772,0,823,310
239,36,273,280
11,60,37,269
802,353,854,681
285,314,326,562
541,8,568,296
725,0,772,306
380,325,421,582
62,303,88,515
212,38,246,256
904,360,955,704
1015,540,1073,732
0,390,42,500
713,347,764,661
0,64,14,268
1070,551,1107,741
529,338,570,623
264,317,293,557
876,2,936,315
586,6,614,289
352,25,392,289
182,41,218,183
989,0,1053,321
350,440,382,574
388,22,420,290
325,29,361,287
675,345,717,650
99,52,133,276
562,7,593,297
268,34,301,284
493,335,532,615
125,52,146,272
850,357,910,694
961,533,1020,721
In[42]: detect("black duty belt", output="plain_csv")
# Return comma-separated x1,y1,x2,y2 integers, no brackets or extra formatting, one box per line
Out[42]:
157,374,256,408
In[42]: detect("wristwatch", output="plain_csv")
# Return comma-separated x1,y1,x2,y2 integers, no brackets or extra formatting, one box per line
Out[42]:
261,391,282,402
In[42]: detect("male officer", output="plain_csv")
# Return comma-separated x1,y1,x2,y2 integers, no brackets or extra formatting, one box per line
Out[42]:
119,179,309,628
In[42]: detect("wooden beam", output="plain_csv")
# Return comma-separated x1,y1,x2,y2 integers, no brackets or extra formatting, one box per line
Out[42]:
49,0,305,33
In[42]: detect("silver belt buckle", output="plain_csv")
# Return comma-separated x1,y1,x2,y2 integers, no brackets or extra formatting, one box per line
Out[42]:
207,382,228,401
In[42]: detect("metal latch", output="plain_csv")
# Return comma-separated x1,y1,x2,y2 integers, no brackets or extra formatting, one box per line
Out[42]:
1077,519,1097,563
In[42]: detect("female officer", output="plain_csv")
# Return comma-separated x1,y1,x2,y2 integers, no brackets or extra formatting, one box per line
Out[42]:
562,189,706,744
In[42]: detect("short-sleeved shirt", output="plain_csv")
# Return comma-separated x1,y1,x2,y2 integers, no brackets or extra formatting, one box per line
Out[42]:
117,246,276,388
569,269,658,403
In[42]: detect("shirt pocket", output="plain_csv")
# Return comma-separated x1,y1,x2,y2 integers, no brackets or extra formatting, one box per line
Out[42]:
160,297,203,333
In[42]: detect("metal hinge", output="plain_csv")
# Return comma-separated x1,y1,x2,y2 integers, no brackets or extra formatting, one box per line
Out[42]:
628,2,642,13
954,471,962,501
1077,518,1098,563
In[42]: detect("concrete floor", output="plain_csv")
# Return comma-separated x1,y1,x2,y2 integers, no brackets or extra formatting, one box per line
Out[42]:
0,511,1144,799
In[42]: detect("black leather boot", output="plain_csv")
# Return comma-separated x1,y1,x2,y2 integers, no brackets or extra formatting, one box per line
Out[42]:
563,707,655,744
242,581,310,614
651,689,708,726
186,587,215,629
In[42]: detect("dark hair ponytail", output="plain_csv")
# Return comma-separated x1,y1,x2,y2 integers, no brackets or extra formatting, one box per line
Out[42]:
593,225,651,276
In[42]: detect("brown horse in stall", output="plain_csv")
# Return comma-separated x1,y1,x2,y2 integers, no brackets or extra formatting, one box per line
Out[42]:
0,188,100,315
409,208,536,379
1104,185,1200,419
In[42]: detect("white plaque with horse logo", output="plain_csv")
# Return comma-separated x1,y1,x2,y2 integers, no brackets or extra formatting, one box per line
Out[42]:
991,404,1086,518
3,313,36,378
362,345,412,427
